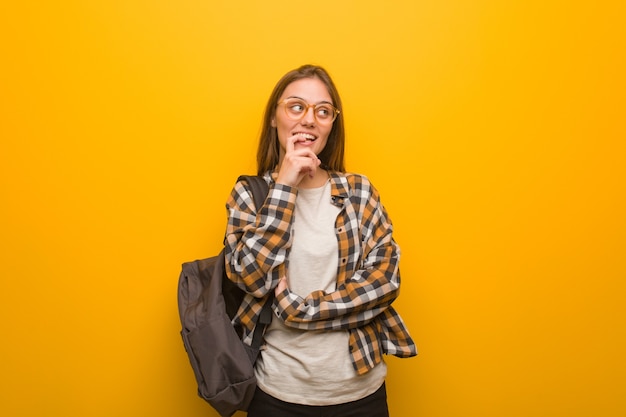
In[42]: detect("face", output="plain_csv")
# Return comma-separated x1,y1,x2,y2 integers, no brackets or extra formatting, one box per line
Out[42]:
271,77,334,161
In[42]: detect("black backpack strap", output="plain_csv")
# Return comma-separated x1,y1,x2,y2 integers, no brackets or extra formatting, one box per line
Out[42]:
238,175,269,210
235,175,273,351
251,301,274,349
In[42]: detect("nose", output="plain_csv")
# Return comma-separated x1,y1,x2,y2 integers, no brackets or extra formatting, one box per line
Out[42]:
301,106,316,125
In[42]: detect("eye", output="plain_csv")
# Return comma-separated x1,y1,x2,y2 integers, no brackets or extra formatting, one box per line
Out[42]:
287,100,306,113
316,105,333,119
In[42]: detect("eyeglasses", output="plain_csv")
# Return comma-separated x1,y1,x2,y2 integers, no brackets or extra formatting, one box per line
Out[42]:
278,98,340,125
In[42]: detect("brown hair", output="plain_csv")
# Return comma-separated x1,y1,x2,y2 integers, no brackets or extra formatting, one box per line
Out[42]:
256,64,346,175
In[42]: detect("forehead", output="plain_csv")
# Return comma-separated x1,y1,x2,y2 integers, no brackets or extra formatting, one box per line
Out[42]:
280,77,332,103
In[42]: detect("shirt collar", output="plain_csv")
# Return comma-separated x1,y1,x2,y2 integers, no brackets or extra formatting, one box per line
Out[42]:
328,171,350,207
263,169,350,207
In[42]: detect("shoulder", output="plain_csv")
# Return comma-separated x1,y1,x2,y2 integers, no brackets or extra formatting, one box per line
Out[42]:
231,173,272,195
330,171,373,189
344,172,379,198
330,171,380,204
344,172,373,189
227,173,271,210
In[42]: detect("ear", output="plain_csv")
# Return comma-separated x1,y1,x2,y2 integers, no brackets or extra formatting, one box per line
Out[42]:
271,118,276,127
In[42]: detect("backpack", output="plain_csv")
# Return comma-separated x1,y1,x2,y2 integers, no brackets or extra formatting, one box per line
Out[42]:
177,175,271,417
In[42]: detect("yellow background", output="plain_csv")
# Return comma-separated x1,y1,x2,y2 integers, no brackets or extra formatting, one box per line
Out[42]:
1,1,625,416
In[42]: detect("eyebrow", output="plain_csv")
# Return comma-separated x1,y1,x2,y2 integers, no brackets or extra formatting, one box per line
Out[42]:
286,95,334,105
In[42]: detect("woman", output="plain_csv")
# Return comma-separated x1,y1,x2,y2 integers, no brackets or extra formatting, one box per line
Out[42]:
224,64,416,417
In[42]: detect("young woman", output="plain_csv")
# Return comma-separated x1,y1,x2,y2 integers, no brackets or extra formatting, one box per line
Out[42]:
224,64,416,417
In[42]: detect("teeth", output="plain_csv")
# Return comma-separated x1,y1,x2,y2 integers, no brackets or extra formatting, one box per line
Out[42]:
296,133,316,140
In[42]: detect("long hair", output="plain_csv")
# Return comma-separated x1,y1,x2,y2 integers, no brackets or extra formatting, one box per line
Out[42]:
256,65,346,175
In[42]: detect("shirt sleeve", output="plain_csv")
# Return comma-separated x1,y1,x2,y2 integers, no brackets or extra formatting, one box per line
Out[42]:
273,178,401,330
224,179,297,298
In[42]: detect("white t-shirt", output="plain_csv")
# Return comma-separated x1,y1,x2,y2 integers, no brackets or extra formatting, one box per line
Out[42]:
255,180,386,405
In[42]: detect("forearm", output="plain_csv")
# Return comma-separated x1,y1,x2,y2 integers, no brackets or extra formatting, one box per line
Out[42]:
224,181,297,297
273,243,401,330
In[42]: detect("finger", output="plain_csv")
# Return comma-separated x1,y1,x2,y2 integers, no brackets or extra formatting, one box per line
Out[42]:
275,277,288,294
307,157,320,178
285,134,299,155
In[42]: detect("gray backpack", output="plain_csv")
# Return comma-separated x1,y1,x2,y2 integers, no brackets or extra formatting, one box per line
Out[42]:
177,175,271,417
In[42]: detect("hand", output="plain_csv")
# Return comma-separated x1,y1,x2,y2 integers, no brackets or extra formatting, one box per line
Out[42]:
275,277,288,296
275,134,321,187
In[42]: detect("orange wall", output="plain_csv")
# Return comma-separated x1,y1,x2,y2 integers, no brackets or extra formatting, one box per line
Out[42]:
1,1,625,416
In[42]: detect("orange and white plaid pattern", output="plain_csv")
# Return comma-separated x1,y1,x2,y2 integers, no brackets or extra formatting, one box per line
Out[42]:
224,171,417,375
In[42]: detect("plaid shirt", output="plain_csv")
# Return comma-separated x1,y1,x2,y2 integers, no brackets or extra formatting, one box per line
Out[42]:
224,171,417,375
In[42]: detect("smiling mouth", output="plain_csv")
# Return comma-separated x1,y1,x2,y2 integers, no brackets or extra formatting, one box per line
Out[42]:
294,132,317,142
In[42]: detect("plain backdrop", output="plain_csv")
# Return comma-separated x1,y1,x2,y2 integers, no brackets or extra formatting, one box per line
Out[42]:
1,1,625,416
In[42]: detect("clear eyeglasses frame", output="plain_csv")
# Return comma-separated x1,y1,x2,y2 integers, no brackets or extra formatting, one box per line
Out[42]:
278,98,340,125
